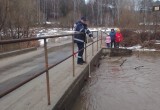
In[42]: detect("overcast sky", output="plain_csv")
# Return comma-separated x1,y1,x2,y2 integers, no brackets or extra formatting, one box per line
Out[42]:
85,0,89,4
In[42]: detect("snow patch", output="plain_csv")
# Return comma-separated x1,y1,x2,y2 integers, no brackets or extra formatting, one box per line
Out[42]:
121,45,157,51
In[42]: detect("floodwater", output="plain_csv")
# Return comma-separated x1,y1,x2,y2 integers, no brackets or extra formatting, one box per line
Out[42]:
71,52,160,110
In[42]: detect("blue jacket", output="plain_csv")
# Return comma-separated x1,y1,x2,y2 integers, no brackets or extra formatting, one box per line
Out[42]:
109,31,116,41
74,21,92,43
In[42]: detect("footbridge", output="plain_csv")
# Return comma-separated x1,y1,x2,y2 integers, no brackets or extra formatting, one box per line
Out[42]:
0,30,132,110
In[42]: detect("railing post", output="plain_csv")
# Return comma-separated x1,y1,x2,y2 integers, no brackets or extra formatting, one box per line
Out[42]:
92,42,94,56
98,32,101,48
101,30,102,48
92,32,94,56
72,35,75,77
85,42,87,62
89,62,91,78
44,38,51,105
97,31,98,51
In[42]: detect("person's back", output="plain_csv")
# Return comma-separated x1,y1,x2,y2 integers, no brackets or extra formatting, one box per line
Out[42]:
74,20,86,43
109,30,116,41
115,28,123,48
105,35,111,48
73,16,93,65
109,29,116,48
115,32,123,43
105,35,111,43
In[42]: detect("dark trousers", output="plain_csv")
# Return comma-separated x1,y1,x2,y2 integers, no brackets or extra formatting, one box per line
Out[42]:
116,42,120,48
77,43,84,63
106,43,110,48
111,40,116,48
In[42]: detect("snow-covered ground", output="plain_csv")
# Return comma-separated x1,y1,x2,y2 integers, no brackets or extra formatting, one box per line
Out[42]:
121,45,158,51
35,27,101,46
35,27,160,51
100,27,118,35
36,28,74,46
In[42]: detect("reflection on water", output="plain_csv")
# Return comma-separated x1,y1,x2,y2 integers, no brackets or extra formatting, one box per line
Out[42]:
71,52,160,110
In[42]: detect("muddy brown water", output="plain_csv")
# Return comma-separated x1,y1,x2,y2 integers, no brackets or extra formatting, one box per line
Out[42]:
71,52,160,110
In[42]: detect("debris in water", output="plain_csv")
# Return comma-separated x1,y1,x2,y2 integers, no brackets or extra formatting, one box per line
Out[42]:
120,59,127,66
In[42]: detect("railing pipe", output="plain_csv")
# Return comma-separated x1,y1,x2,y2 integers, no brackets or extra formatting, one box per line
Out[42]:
44,38,51,105
97,31,99,51
101,31,102,47
85,42,87,62
72,35,75,77
0,33,81,44
91,31,94,56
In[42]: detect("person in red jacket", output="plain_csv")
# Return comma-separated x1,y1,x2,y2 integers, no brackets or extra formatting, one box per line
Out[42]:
115,28,123,48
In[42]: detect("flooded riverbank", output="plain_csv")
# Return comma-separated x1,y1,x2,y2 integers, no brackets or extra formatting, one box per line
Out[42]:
72,52,160,110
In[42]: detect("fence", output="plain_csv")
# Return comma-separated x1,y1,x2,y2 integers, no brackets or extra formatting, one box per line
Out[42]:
0,31,102,105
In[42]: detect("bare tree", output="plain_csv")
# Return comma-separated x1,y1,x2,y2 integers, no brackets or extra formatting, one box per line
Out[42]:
0,0,8,33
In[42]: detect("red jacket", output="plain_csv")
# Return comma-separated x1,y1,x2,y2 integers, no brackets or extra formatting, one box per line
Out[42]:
115,32,123,42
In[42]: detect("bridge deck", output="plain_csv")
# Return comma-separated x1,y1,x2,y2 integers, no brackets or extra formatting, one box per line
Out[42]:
0,40,101,110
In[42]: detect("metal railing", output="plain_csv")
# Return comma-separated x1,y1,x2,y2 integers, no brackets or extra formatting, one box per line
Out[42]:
0,31,102,105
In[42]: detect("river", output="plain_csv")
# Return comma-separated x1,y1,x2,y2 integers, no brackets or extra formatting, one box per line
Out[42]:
72,51,160,110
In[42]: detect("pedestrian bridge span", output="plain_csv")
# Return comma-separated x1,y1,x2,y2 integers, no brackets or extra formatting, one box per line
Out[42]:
0,31,132,110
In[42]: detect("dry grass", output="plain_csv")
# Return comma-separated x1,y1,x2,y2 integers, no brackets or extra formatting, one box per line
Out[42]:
121,29,160,50
0,41,40,53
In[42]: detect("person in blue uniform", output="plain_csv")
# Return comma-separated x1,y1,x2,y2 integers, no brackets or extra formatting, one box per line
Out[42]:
74,16,93,65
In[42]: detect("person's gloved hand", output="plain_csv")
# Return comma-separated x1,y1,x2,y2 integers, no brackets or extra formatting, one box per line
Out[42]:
84,24,87,28
89,34,93,37
91,37,94,42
